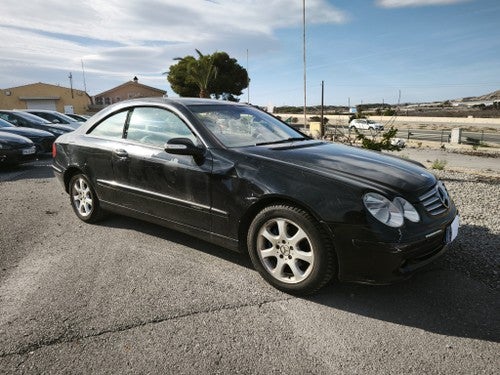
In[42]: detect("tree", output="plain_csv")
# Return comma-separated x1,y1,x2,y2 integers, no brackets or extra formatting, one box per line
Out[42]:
188,50,217,98
355,126,402,151
166,50,248,100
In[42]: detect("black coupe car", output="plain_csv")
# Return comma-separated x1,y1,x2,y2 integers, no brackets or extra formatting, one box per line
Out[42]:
0,118,55,153
0,110,74,137
53,98,459,294
0,132,36,166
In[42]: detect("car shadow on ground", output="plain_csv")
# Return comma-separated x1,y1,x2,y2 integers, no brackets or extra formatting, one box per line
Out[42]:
0,155,54,182
100,215,499,343
100,214,254,270
310,223,499,343
311,267,499,343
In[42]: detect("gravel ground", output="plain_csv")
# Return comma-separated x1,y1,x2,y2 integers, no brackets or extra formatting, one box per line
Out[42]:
433,170,500,291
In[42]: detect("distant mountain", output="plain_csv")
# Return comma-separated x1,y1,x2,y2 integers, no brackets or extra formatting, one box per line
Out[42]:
459,90,500,102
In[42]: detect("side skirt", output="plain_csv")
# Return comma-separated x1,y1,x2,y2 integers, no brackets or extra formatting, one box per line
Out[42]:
100,200,241,252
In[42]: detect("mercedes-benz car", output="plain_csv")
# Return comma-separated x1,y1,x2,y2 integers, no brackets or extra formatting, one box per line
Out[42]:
0,118,55,153
22,109,83,130
52,98,459,295
0,132,36,166
0,110,74,137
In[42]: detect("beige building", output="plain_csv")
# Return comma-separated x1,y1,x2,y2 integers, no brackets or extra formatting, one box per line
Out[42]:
92,77,166,111
0,82,91,114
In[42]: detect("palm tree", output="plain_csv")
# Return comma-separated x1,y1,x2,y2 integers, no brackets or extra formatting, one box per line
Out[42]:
188,50,217,98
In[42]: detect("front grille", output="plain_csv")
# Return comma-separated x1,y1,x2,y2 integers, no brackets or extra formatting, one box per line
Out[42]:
419,182,450,216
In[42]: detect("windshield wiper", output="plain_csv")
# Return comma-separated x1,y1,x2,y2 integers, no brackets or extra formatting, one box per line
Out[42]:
256,137,307,146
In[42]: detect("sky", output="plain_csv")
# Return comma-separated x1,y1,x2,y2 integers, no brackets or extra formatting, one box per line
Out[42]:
0,0,499,107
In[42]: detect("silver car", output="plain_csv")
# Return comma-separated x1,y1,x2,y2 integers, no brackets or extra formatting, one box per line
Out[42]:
349,119,384,131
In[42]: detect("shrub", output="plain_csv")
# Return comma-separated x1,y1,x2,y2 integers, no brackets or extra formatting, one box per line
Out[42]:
309,116,329,125
431,159,447,170
355,126,402,151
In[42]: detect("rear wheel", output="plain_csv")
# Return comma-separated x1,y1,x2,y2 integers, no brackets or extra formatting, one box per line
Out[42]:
247,204,336,295
69,174,104,223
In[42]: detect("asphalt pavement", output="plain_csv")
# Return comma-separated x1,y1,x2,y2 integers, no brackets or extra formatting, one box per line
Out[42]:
0,159,498,374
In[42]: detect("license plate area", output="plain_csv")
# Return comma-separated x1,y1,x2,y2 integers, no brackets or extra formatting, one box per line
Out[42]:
22,147,36,155
445,215,459,244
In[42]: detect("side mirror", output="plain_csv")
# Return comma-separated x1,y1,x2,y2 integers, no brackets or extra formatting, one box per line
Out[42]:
165,138,205,159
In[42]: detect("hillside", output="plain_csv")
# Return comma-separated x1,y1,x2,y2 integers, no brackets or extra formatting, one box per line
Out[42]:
459,90,500,102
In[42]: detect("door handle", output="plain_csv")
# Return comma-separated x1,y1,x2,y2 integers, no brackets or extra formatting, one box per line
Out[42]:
113,149,129,158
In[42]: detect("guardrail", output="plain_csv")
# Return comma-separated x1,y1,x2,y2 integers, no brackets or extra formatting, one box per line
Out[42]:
301,125,500,146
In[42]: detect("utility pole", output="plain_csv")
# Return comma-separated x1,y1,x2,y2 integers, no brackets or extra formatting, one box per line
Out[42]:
68,72,74,98
303,0,307,128
320,80,324,137
81,59,88,93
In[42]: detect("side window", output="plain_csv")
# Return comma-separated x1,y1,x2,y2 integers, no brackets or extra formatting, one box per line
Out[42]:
126,107,196,147
88,110,128,139
8,115,21,126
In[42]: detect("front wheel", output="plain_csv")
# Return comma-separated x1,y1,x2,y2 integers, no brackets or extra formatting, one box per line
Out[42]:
247,205,336,295
69,173,104,223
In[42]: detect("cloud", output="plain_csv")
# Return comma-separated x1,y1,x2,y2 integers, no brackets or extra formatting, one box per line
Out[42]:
376,0,471,7
0,0,348,93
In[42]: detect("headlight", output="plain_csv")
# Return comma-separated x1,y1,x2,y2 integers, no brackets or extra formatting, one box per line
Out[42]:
363,193,404,228
393,197,420,223
363,193,420,228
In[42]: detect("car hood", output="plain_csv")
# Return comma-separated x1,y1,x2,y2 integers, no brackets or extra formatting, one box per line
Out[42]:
0,127,54,138
0,132,34,145
244,141,436,195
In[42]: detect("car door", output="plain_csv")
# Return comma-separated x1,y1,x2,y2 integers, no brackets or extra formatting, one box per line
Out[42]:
83,109,129,204
111,106,213,231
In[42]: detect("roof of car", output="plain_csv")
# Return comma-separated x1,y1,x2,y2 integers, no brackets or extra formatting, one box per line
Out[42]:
125,97,246,107
0,110,51,122
24,109,59,113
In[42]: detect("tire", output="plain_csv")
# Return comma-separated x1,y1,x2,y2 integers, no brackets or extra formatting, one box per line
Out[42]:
69,173,104,223
247,204,336,295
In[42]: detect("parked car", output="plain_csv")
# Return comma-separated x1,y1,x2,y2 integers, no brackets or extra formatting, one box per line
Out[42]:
53,98,459,295
22,109,83,129
0,132,36,166
349,118,384,131
391,138,406,148
0,118,55,153
0,110,74,137
65,113,90,122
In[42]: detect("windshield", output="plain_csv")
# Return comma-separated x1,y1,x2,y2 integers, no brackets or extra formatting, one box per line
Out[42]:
0,119,14,128
188,104,306,148
16,112,53,124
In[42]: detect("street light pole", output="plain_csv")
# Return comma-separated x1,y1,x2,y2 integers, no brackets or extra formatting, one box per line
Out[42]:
68,72,74,98
303,0,307,129
320,80,324,137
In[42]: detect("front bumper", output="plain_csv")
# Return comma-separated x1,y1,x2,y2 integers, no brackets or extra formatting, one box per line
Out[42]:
0,147,37,166
331,215,458,284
